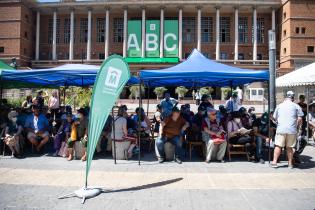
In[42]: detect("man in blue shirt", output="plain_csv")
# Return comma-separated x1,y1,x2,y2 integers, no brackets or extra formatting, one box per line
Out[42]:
160,93,178,119
271,91,303,169
25,105,50,152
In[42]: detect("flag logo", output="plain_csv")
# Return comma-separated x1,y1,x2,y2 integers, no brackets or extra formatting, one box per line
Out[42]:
104,66,122,88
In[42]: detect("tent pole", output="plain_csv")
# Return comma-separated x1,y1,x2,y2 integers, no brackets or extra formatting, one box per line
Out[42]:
306,85,310,143
112,106,117,164
138,81,142,166
146,85,150,116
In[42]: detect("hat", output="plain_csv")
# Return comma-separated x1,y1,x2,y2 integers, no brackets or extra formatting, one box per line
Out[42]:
261,112,269,125
8,111,18,121
286,91,295,99
172,106,180,113
207,107,217,114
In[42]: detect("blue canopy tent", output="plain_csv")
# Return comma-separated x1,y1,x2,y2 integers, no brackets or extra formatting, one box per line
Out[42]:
0,64,139,88
139,49,269,87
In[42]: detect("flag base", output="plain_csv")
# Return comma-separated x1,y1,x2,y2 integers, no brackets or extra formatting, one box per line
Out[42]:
58,186,102,204
74,187,102,204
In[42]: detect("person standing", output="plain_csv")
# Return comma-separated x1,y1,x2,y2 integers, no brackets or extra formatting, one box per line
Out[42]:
48,90,60,117
160,93,178,119
271,91,303,169
235,86,243,105
195,90,201,105
225,91,240,113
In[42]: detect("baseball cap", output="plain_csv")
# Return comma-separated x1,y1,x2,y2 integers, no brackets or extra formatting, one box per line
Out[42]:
286,91,295,99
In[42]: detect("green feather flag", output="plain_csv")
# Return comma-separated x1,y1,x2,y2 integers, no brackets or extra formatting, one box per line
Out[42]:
85,55,130,187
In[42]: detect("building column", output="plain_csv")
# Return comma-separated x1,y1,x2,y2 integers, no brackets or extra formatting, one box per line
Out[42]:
234,7,239,61
52,10,57,60
69,9,74,60
105,8,110,59
215,7,220,60
160,7,164,58
87,9,92,61
178,7,183,60
123,8,127,58
253,7,257,61
197,7,201,51
141,8,146,58
35,11,40,60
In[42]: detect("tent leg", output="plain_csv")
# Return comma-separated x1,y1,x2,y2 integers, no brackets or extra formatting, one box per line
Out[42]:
138,82,142,166
112,107,117,164
306,86,310,143
146,85,150,116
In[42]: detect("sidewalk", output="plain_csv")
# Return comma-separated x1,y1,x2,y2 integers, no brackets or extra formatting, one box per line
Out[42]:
0,145,314,209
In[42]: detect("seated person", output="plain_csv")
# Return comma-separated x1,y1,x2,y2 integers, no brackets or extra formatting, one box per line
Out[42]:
253,112,276,164
156,107,189,164
248,107,257,124
239,107,253,129
132,107,151,138
190,106,206,141
67,108,88,161
112,106,136,159
53,112,73,157
153,104,162,135
4,111,24,157
308,102,315,140
227,111,254,157
202,108,227,163
217,105,228,131
24,105,50,152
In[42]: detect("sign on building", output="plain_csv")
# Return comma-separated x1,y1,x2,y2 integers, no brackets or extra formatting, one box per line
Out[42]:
127,19,179,61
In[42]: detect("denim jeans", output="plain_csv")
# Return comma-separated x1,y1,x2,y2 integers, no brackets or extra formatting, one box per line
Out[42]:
255,136,264,159
156,135,182,158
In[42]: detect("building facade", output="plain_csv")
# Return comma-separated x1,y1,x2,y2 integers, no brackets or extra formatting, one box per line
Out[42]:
0,0,283,73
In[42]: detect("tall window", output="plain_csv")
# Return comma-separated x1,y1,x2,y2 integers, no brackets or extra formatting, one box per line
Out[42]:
64,18,70,44
80,18,88,43
257,18,265,43
48,18,60,44
97,18,105,43
239,17,248,43
201,17,213,43
183,17,196,43
113,18,123,43
220,17,230,43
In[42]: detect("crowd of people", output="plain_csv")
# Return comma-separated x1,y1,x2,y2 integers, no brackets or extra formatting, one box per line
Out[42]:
0,89,312,169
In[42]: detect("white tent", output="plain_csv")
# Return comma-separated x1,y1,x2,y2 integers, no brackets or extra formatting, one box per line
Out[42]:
276,62,315,87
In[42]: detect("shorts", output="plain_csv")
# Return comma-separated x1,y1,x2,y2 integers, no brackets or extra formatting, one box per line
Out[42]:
27,131,49,140
275,133,296,148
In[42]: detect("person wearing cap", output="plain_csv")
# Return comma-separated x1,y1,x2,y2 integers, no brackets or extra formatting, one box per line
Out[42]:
24,105,50,152
4,111,24,157
202,108,227,163
225,91,241,113
156,107,189,164
159,92,178,119
67,108,88,161
253,112,276,164
53,112,73,157
271,91,303,169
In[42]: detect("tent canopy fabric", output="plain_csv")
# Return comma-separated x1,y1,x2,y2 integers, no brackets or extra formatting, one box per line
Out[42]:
139,49,269,87
0,64,139,89
276,62,315,87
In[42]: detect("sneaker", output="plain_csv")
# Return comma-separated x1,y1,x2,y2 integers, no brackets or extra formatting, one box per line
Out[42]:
269,163,278,168
288,164,294,169
174,157,182,164
158,157,165,163
52,151,59,157
259,158,265,164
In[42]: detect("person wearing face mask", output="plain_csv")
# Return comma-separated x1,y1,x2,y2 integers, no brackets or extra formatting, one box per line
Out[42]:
4,111,24,158
202,108,227,163
24,105,50,152
67,108,88,161
227,111,254,157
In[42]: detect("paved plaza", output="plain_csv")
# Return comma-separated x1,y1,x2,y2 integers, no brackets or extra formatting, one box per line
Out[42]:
0,143,315,210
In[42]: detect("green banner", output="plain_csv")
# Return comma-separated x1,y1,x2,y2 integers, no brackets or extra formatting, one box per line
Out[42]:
85,55,130,187
127,20,142,57
164,20,179,57
146,20,160,57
